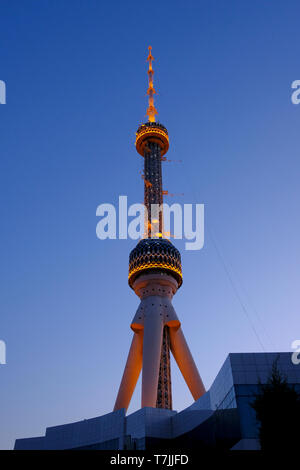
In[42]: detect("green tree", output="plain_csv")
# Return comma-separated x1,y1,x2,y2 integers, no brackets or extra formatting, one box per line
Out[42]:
251,358,300,451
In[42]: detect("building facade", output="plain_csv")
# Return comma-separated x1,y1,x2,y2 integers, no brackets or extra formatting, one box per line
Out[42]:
14,352,300,450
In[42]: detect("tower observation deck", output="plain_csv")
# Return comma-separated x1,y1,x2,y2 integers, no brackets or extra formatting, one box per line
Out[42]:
114,47,205,413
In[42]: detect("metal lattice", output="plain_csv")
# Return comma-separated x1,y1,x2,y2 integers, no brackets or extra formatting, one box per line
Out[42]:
156,326,172,409
144,142,163,236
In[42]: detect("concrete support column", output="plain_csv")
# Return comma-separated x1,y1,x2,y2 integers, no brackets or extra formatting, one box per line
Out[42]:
141,307,164,407
169,326,205,400
114,331,143,412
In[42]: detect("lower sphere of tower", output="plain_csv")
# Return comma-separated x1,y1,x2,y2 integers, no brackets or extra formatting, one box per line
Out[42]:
128,238,182,289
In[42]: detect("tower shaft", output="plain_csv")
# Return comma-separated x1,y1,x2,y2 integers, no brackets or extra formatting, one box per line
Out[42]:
143,52,170,407
144,141,172,408
144,142,163,237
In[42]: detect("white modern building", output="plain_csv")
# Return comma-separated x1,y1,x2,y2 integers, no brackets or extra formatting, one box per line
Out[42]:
15,352,300,450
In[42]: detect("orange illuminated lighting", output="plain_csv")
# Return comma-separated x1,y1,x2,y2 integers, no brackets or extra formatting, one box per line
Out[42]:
136,127,169,142
152,219,159,223
128,262,183,286
146,46,158,123
135,125,169,157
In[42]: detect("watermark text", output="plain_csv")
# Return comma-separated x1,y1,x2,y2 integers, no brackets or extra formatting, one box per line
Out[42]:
0,80,6,104
0,340,6,365
291,340,300,365
96,196,204,251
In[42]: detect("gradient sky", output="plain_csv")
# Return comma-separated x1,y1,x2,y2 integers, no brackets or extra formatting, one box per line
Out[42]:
1,0,300,450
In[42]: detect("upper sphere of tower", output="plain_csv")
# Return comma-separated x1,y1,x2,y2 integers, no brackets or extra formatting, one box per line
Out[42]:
135,122,169,157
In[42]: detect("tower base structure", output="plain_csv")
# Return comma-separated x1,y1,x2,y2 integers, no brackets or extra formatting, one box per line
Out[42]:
113,271,205,412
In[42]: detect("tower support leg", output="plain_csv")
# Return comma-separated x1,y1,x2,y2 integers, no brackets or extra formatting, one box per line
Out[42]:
114,331,143,412
142,310,164,407
169,327,205,400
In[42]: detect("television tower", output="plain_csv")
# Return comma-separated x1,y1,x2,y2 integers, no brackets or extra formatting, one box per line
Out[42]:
114,47,205,411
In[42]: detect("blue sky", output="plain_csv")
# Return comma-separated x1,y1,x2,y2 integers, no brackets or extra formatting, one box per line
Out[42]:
1,0,300,449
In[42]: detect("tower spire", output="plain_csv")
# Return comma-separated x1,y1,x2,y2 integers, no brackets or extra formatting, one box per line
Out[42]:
146,46,158,123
